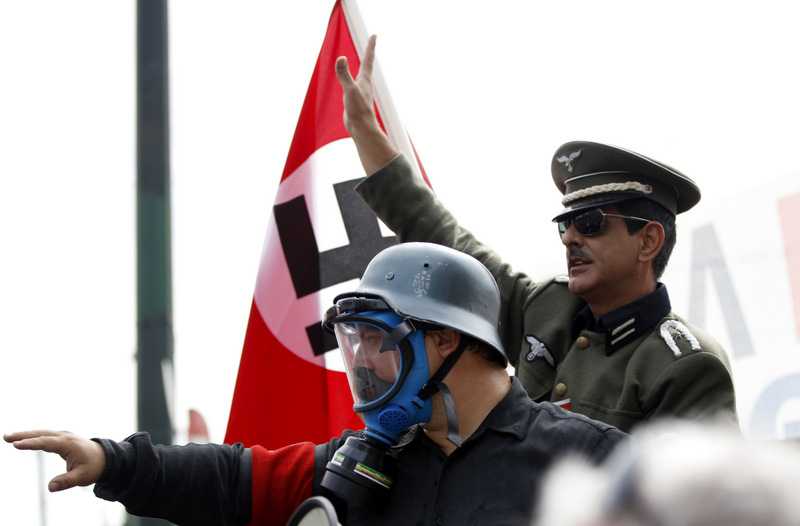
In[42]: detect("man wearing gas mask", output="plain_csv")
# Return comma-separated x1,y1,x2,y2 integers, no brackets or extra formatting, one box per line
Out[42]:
5,242,627,525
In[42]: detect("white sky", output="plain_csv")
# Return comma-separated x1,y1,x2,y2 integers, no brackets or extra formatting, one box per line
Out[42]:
2,1,799,524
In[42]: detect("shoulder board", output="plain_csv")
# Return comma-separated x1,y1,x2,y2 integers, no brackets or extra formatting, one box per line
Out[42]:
659,320,702,358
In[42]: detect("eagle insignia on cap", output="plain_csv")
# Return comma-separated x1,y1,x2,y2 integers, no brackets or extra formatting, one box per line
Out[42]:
556,149,582,173
525,335,554,367
551,141,702,217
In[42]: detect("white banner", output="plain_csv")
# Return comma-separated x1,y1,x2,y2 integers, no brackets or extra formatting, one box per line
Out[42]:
665,170,800,440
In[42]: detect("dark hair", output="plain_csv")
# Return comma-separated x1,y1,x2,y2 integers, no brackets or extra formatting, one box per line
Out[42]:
461,333,506,367
420,324,506,367
616,198,676,279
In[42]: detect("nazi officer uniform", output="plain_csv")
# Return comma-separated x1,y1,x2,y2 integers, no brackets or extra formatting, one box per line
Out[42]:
355,140,737,433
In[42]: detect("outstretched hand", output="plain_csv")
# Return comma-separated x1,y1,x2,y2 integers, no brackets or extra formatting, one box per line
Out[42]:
335,34,398,175
4,430,106,492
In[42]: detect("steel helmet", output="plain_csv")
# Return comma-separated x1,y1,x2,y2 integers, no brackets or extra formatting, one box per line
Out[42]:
327,242,506,365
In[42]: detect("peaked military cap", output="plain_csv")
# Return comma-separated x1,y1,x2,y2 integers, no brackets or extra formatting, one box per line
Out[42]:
551,141,701,221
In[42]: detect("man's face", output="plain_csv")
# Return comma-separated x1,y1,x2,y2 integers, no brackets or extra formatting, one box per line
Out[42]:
559,205,644,309
353,324,402,385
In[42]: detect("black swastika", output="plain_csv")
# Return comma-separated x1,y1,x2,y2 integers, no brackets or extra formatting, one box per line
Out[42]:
273,178,397,357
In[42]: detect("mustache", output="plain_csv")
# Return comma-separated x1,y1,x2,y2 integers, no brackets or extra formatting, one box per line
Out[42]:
568,248,591,260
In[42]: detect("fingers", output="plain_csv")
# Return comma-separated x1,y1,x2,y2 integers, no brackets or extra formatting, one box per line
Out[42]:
5,431,79,491
335,33,377,89
335,56,354,89
49,461,100,492
359,34,376,82
5,430,55,442
5,430,72,453
6,430,107,491
49,473,75,492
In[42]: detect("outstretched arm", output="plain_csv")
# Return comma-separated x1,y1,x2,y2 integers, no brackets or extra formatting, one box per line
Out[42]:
8,430,258,525
335,34,398,175
4,430,105,491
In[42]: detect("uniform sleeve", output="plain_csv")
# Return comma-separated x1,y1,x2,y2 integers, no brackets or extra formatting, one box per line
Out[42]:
643,351,738,426
93,432,253,526
249,442,315,526
355,153,537,366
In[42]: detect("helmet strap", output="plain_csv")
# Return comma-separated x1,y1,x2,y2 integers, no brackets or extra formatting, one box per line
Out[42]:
416,338,469,448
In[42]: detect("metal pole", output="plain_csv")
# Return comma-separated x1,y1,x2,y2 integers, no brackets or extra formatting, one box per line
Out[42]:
135,0,174,524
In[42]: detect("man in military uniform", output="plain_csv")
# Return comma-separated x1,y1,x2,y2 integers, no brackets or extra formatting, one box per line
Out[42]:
334,35,736,433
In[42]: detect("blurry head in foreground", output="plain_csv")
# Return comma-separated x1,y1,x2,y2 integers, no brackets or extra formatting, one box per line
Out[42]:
536,421,800,526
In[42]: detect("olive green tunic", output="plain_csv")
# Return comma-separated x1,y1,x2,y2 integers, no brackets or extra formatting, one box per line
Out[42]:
355,154,737,433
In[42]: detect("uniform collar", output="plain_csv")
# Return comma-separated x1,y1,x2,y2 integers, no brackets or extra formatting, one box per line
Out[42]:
572,283,671,356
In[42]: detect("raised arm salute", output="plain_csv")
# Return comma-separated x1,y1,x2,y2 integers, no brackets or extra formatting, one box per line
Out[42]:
337,36,737,433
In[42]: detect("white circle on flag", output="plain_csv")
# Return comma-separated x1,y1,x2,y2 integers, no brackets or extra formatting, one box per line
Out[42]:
254,139,392,372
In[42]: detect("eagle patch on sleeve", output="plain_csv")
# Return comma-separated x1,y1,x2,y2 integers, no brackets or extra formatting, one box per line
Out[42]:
525,335,555,366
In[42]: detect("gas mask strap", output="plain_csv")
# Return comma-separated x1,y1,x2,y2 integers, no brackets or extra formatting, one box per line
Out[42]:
383,319,415,350
415,338,469,448
433,380,462,448
417,338,468,401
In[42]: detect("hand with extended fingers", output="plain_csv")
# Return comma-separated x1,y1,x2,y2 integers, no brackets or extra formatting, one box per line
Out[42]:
335,34,398,175
4,430,105,492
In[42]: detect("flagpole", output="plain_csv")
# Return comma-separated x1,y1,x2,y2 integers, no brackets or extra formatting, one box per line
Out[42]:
340,0,422,176
37,452,47,526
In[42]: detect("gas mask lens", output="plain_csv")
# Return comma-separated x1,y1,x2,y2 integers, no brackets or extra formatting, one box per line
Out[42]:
334,321,403,409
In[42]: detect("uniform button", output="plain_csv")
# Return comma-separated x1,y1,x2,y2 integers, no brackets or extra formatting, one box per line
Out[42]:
576,336,590,349
555,383,567,397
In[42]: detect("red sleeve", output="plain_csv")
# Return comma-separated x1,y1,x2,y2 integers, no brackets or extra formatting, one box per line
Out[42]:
248,442,316,525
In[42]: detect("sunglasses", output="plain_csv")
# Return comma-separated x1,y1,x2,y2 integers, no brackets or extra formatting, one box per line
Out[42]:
557,208,651,237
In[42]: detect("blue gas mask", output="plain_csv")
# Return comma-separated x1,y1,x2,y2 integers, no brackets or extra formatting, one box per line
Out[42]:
321,299,435,508
334,310,432,441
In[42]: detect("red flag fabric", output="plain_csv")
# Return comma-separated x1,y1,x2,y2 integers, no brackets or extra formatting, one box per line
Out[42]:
225,1,404,449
